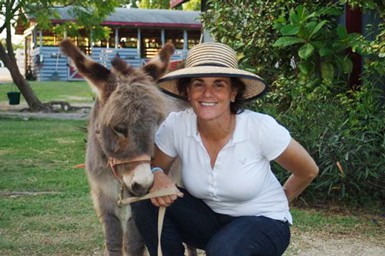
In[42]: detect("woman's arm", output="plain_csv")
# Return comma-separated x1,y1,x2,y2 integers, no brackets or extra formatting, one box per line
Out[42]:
274,138,319,203
150,145,179,207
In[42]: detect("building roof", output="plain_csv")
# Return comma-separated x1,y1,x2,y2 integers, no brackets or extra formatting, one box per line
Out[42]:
16,7,201,35
53,7,201,28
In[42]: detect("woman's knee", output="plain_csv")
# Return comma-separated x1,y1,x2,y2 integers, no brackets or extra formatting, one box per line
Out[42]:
205,216,290,256
205,233,237,256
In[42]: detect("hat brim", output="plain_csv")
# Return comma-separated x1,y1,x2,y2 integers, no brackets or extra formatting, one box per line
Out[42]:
158,66,267,101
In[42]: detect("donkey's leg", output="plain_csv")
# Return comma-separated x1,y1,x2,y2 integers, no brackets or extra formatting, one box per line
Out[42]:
123,210,146,256
91,188,125,256
103,211,124,256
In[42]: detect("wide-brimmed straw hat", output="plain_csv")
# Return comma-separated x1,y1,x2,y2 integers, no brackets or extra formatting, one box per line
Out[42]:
158,42,267,100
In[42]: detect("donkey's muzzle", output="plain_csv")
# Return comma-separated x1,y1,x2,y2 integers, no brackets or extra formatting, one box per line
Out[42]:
131,182,151,196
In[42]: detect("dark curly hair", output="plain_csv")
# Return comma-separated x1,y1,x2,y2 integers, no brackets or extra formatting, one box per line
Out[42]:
177,77,246,114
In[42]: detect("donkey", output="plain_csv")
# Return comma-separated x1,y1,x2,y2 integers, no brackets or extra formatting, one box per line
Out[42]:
60,39,188,256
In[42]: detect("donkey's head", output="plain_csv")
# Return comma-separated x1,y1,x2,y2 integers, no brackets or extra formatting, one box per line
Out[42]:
60,39,175,196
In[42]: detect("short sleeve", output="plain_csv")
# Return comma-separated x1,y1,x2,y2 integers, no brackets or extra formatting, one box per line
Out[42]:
155,112,179,157
258,115,291,160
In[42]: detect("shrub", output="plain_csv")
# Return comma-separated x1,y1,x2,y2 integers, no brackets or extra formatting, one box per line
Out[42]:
202,0,385,206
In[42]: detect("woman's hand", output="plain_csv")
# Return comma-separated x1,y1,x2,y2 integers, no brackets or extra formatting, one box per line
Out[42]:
150,171,180,207
150,145,182,207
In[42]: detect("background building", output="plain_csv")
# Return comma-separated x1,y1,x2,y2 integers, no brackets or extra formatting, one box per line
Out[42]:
15,7,202,81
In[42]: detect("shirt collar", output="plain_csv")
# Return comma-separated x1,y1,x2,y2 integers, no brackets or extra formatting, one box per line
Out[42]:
187,108,248,144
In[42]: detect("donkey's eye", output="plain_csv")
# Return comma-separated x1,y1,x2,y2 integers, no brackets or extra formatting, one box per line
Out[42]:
113,126,128,137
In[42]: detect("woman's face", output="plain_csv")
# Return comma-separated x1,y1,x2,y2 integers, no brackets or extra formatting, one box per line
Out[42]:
187,77,237,121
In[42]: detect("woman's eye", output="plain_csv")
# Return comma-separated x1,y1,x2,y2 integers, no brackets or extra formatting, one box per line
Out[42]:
215,82,225,87
191,82,203,87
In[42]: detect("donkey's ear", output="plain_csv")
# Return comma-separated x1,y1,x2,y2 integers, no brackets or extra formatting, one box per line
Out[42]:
60,39,113,102
111,57,135,76
142,43,175,81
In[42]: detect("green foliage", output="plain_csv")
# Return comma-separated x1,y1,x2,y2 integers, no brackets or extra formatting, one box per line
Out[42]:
202,0,385,206
202,0,292,85
138,0,201,11
273,4,361,86
256,78,385,206
139,0,170,9
182,0,201,11
8,0,125,42
341,0,385,10
67,1,120,41
291,87,384,205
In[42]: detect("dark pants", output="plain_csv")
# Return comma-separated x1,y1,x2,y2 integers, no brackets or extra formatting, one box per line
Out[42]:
131,188,290,256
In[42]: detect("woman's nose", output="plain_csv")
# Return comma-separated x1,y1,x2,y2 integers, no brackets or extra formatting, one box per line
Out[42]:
203,86,214,97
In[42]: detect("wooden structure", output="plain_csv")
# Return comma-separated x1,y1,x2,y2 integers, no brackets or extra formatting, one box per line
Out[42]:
16,7,202,81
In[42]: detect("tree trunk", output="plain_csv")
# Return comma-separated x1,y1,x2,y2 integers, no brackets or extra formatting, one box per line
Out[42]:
0,38,49,112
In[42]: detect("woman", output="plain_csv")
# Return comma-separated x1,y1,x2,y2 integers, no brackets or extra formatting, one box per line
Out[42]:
131,42,319,256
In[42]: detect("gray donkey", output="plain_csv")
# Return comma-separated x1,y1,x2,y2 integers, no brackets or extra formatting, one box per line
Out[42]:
60,39,191,256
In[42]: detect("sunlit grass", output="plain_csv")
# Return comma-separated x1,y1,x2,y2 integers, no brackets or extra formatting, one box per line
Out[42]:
0,81,94,106
0,117,104,256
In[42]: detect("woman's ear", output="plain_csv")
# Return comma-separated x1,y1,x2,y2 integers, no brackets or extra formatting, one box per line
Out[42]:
231,90,238,102
186,87,191,101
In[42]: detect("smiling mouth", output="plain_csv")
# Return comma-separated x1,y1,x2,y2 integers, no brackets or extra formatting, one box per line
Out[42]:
200,102,217,106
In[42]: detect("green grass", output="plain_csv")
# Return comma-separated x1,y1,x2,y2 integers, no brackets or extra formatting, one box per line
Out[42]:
0,117,104,255
0,81,94,106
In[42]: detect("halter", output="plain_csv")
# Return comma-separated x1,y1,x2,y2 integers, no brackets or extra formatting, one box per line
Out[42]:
108,154,151,182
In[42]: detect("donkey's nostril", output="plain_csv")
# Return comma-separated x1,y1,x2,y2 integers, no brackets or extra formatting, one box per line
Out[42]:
131,182,150,196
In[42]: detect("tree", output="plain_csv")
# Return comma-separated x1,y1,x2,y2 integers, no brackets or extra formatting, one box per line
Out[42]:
139,0,170,9
0,0,123,112
182,0,200,11
138,0,200,10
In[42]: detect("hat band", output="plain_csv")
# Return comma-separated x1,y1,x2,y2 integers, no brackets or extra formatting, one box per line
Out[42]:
189,63,233,68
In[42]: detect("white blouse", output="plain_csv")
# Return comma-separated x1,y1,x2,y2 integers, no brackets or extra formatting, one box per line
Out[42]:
155,108,293,224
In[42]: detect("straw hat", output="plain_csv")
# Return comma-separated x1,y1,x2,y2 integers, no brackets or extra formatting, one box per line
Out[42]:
158,42,267,100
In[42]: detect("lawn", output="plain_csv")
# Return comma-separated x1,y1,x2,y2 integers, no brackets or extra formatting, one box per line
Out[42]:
0,117,105,255
0,81,94,107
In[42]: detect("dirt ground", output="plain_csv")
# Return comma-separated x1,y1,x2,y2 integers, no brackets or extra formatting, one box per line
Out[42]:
193,227,385,256
285,229,385,256
0,101,91,120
